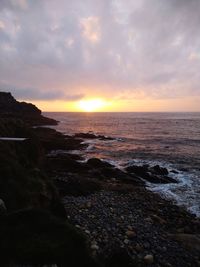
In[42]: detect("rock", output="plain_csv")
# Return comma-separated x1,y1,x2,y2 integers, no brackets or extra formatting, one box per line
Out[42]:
91,241,99,250
85,230,91,235
126,230,136,239
87,158,113,169
0,209,98,266
74,132,114,140
144,254,154,264
170,170,179,174
0,92,57,126
135,244,143,252
55,177,102,197
126,165,149,176
125,164,175,184
46,154,88,173
0,199,6,215
124,238,129,244
152,165,169,175
170,234,200,252
86,201,92,208
152,214,167,225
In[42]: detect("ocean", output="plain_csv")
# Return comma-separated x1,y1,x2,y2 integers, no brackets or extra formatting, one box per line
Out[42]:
44,112,200,217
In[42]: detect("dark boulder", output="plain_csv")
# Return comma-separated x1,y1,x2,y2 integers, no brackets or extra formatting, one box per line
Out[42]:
143,175,177,184
87,158,114,169
33,127,86,152
55,177,102,197
46,155,88,173
126,165,149,177
126,164,176,184
74,132,114,140
151,165,169,176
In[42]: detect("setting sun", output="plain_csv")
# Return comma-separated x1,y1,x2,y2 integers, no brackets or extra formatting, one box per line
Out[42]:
77,99,106,112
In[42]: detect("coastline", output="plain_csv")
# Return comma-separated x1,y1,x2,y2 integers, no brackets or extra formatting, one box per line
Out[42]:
0,93,200,266
41,124,200,266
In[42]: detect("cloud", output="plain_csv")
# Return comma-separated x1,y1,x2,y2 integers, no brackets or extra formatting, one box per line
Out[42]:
0,0,200,103
80,16,101,43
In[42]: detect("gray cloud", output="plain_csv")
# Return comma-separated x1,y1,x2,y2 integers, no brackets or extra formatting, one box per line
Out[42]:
0,0,200,102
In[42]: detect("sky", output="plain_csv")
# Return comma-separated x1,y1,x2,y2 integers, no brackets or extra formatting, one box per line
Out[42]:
0,0,200,112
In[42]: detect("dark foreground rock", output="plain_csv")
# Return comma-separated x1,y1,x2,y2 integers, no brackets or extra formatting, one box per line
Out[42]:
126,164,177,184
33,127,86,152
0,209,98,267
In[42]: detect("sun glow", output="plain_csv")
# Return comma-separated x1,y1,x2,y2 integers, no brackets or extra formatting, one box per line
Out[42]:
77,98,106,112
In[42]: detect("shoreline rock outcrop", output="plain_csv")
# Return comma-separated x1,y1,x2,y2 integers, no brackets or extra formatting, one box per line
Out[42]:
0,92,57,126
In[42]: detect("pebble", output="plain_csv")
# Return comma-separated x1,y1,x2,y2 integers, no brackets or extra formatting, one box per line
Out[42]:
63,191,199,267
144,254,154,264
124,238,129,245
126,230,136,239
135,244,143,252
91,243,99,250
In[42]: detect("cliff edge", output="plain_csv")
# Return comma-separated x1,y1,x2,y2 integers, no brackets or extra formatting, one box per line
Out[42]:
0,92,57,126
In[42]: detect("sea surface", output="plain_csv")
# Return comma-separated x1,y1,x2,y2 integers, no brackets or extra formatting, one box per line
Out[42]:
44,112,200,217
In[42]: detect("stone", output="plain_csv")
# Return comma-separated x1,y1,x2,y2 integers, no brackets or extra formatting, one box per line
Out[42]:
152,214,167,224
0,199,6,215
126,230,136,239
87,158,113,168
85,230,90,235
170,234,200,252
144,254,154,264
152,165,169,175
91,241,99,250
124,239,129,245
86,201,92,208
135,244,143,252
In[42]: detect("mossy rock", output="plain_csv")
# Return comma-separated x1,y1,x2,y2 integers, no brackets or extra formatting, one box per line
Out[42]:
0,209,98,266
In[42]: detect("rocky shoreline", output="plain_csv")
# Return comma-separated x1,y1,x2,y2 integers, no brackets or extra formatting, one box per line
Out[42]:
0,92,200,267
44,129,200,267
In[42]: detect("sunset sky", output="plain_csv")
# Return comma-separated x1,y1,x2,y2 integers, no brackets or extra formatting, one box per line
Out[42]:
0,0,200,111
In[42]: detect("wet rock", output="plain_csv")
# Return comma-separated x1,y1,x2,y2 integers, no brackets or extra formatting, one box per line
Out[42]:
74,133,114,141
126,164,177,184
152,165,169,176
126,165,149,177
170,170,179,174
87,158,113,169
